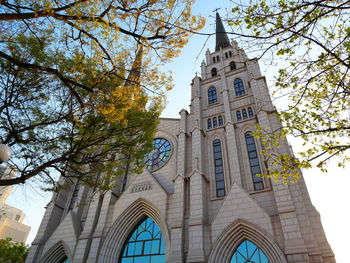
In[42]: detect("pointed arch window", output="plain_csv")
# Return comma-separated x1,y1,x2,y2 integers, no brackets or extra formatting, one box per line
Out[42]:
248,107,254,118
245,132,264,191
234,78,245,96
119,217,165,263
208,87,217,104
208,119,212,129
213,139,225,197
230,61,236,70
236,111,242,121
242,109,248,120
218,116,223,126
230,240,269,263
213,117,218,128
211,67,217,77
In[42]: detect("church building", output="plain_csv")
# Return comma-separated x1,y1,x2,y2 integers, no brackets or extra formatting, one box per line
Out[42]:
26,13,335,263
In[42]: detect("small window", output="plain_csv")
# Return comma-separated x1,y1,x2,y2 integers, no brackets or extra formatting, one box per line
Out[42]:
230,61,236,70
208,87,217,104
225,52,228,58
15,215,20,221
229,51,232,57
236,111,242,121
218,116,223,126
213,57,216,63
248,107,254,118
234,78,245,96
211,68,217,77
213,117,217,128
213,139,225,197
216,55,220,62
242,109,248,119
208,119,212,129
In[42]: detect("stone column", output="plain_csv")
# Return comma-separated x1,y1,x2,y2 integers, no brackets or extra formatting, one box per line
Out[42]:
187,77,208,262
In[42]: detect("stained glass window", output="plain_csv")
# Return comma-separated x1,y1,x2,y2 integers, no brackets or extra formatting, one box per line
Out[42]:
144,138,171,171
230,240,269,263
208,87,217,104
234,79,245,96
61,257,70,263
119,217,165,263
213,139,225,197
245,132,264,191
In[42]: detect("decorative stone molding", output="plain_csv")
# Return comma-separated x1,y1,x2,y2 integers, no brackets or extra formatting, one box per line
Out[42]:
98,198,170,263
208,219,287,263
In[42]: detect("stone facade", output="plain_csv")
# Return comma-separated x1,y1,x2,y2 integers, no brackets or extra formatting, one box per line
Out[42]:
27,14,335,263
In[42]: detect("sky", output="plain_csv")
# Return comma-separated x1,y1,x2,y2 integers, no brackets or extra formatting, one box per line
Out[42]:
4,0,350,262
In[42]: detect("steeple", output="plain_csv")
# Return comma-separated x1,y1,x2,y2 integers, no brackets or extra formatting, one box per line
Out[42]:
215,12,231,51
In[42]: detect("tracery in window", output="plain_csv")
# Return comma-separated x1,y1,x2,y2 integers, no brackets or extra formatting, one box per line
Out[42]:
230,240,269,263
242,109,248,119
119,217,165,263
208,87,217,104
245,132,264,191
236,111,242,121
211,68,217,77
230,61,236,70
248,107,254,118
213,139,225,197
234,78,245,96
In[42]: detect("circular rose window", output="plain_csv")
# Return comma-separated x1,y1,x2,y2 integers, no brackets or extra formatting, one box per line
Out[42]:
144,138,172,171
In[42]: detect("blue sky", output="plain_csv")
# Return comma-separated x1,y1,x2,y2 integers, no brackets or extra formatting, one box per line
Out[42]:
5,0,350,262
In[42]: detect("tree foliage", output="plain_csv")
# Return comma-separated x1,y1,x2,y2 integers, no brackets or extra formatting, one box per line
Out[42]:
0,238,30,263
229,0,350,181
0,0,205,188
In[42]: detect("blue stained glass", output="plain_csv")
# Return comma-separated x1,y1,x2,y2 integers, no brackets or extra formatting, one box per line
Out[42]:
144,241,152,254
230,240,269,263
134,256,150,263
144,138,172,171
127,243,135,256
135,242,143,255
160,237,165,253
151,255,165,262
119,217,165,263
151,240,160,254
62,257,70,263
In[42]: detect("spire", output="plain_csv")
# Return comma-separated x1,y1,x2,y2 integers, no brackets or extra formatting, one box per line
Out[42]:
125,46,142,86
215,12,231,52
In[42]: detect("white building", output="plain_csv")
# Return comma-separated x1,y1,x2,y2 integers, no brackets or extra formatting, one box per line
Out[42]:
0,165,31,243
26,13,335,263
